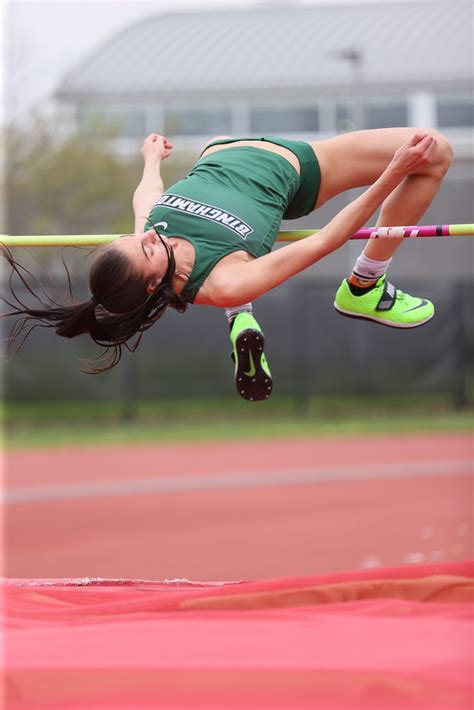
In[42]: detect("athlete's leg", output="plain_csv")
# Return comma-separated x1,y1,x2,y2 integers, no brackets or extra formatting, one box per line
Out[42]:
311,127,452,257
311,127,452,327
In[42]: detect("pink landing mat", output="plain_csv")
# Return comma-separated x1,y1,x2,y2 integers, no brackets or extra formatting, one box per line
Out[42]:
2,560,473,710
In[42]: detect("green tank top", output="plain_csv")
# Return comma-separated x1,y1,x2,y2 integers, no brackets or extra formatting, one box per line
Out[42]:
144,147,299,302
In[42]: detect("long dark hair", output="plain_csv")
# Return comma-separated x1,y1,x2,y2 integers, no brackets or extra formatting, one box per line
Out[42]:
1,235,187,372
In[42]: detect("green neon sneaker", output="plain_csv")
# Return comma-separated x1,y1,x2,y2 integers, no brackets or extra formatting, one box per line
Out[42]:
334,275,435,328
230,312,273,401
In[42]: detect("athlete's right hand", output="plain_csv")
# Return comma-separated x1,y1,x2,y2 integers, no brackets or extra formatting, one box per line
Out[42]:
141,134,174,161
389,132,438,177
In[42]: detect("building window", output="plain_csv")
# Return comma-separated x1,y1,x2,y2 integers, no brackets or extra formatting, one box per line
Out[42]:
437,97,474,128
336,100,408,131
77,105,146,138
335,104,353,132
164,107,232,136
250,105,319,134
365,101,408,129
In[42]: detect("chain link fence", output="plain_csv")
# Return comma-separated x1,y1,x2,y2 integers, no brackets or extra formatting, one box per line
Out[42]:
3,278,472,413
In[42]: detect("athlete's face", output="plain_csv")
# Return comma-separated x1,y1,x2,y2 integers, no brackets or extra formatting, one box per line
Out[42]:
114,229,170,292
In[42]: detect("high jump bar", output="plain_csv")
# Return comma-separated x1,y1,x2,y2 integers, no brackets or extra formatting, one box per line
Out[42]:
0,224,473,247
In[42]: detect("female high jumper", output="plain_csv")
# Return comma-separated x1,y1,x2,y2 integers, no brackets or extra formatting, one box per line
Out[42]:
3,129,451,400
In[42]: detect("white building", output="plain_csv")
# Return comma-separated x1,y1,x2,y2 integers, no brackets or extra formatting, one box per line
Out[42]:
56,0,473,278
56,1,473,151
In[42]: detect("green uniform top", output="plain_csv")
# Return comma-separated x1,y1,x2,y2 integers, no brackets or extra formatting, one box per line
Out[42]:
144,147,300,303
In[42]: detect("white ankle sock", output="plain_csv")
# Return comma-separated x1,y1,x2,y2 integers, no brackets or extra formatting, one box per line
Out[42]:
351,253,392,284
225,303,253,322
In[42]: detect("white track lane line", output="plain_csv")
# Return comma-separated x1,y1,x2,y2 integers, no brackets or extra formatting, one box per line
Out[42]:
4,459,473,504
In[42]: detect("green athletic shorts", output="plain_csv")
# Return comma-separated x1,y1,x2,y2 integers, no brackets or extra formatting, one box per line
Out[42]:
200,136,321,219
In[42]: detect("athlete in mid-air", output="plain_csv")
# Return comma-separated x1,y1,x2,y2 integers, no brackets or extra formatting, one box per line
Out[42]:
3,128,451,399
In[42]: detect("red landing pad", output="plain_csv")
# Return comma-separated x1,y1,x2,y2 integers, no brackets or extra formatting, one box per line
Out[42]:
2,561,473,709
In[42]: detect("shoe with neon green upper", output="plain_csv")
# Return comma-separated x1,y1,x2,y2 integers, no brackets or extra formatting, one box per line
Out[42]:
230,312,273,401
334,275,435,328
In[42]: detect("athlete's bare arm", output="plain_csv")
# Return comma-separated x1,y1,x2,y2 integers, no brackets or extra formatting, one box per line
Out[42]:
133,134,173,233
200,133,438,307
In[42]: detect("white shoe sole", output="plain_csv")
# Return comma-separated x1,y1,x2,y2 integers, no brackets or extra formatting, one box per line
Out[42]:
334,303,435,329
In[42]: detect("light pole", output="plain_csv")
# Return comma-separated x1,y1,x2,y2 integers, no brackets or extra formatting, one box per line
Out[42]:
329,47,364,131
329,48,370,373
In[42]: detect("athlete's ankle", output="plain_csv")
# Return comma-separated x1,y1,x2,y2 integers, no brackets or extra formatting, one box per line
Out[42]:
226,303,253,327
347,273,378,296
347,253,391,296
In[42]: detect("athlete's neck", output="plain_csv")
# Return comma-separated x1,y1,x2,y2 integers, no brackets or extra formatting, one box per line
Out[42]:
170,237,195,292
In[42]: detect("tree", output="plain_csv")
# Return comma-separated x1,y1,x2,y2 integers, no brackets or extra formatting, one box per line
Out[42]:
4,116,195,238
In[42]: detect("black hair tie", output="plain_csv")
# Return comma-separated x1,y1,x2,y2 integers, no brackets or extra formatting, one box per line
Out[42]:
90,295,100,306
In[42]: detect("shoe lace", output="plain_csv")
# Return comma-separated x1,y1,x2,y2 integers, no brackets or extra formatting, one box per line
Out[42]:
395,288,410,305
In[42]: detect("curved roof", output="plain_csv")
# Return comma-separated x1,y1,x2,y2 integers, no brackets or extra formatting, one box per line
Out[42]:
58,1,473,100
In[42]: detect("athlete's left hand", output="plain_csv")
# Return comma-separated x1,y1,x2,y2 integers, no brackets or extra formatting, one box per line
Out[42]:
389,132,438,177
142,134,174,161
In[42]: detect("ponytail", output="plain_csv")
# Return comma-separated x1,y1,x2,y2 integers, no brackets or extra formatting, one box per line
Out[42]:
1,240,187,373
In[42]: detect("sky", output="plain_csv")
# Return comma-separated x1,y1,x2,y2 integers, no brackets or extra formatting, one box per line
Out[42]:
1,0,438,124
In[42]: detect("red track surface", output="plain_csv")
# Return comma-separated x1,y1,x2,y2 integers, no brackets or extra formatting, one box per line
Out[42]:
4,433,473,580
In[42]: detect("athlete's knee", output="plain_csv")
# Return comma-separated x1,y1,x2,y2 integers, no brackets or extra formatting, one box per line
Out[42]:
420,128,453,176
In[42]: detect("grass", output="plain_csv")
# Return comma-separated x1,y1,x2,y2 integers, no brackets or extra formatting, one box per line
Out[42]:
2,396,473,449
